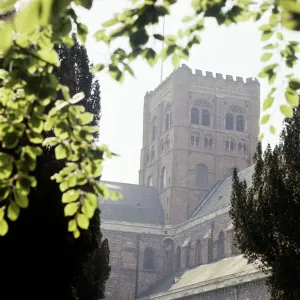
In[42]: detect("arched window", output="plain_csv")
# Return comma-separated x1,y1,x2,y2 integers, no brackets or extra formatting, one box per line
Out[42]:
243,142,247,153
151,146,155,160
176,246,181,270
204,137,208,148
236,115,244,132
191,107,199,125
147,176,153,187
196,136,200,146
196,164,208,186
160,167,166,190
165,135,170,151
204,135,213,148
226,138,235,152
225,113,234,130
191,136,195,146
238,142,242,152
151,125,156,142
226,141,229,150
160,139,164,153
195,240,201,265
165,113,170,131
218,231,225,258
144,247,155,270
230,141,234,151
146,150,150,163
202,109,210,126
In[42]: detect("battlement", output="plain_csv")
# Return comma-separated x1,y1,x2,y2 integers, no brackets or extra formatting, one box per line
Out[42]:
145,64,259,99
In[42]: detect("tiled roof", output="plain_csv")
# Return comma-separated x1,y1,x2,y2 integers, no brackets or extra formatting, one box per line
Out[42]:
191,165,254,218
170,254,261,291
100,181,165,225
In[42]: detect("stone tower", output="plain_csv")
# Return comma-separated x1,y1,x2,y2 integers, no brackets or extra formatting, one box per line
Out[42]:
139,65,260,225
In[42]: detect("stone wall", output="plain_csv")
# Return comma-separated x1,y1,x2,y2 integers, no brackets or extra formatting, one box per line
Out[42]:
103,210,240,300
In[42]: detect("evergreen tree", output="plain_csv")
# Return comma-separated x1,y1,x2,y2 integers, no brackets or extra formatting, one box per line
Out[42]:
230,106,300,300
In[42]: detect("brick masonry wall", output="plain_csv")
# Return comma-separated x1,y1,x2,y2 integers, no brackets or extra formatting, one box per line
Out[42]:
103,211,242,299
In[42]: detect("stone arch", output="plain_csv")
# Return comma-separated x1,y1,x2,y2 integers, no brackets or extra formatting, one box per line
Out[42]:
225,105,246,132
164,103,172,131
147,175,153,187
160,166,166,190
202,109,211,126
225,137,235,152
195,239,202,265
190,107,199,124
143,247,155,270
196,163,208,186
151,116,157,142
204,134,213,148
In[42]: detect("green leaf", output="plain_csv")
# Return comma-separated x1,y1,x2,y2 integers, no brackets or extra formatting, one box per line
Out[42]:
277,32,284,40
270,125,276,135
77,23,88,43
261,31,273,41
82,198,94,218
263,97,274,110
8,201,20,221
0,153,13,180
29,116,44,133
0,19,13,56
77,213,89,229
91,64,105,73
79,112,94,125
73,229,80,238
62,189,81,203
260,114,270,124
37,49,59,66
68,219,77,232
0,0,17,15
14,190,29,208
43,137,59,147
258,133,264,141
55,144,68,160
0,208,4,221
172,54,180,68
289,79,300,90
285,87,299,106
3,131,20,149
27,131,43,144
85,192,98,208
261,53,273,62
263,43,277,49
64,203,79,216
15,0,40,35
0,219,8,236
280,104,293,117
124,63,134,76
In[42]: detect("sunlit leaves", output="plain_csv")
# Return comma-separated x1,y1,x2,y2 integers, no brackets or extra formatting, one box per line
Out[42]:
0,21,13,57
261,53,273,62
281,104,293,117
261,114,270,124
263,97,274,111
285,87,299,106
0,219,8,236
64,203,79,216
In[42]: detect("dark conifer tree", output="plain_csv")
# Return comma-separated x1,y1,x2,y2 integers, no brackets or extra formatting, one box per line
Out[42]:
230,105,300,300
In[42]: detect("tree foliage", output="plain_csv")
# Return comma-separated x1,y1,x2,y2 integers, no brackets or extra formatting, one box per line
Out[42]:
230,105,300,300
0,33,110,300
2,0,300,235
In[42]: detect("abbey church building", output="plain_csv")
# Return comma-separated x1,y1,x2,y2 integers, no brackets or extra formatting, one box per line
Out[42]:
100,65,268,300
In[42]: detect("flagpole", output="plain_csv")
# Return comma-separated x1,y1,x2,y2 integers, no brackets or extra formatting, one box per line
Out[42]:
160,16,165,84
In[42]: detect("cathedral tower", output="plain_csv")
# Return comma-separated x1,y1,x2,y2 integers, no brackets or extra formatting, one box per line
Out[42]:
139,65,260,225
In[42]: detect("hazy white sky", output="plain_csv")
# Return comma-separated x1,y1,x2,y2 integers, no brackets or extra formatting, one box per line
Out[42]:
78,0,300,184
